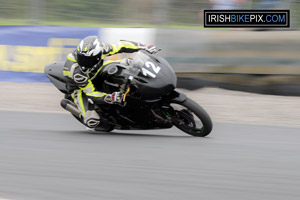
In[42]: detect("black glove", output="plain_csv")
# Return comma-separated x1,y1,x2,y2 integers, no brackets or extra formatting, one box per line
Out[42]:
104,92,124,104
138,43,157,54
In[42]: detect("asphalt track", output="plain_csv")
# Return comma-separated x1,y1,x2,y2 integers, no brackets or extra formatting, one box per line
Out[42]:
0,111,300,200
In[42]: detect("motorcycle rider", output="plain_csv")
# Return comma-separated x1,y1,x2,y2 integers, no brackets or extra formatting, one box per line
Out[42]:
62,35,157,128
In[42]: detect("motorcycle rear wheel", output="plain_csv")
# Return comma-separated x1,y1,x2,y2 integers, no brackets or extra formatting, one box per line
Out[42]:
170,98,212,137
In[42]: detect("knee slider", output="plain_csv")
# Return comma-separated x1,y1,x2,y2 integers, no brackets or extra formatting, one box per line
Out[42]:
86,118,100,128
84,110,100,128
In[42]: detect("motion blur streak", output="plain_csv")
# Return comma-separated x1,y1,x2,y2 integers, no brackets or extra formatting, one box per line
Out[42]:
1,111,300,200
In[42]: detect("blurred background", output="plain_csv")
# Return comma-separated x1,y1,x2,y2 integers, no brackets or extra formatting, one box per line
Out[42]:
1,3,300,199
0,0,300,96
0,0,300,28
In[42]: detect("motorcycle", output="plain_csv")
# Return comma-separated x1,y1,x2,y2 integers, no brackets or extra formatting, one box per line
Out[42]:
44,50,212,137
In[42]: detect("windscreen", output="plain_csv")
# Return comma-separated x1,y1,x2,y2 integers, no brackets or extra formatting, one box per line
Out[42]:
126,52,150,76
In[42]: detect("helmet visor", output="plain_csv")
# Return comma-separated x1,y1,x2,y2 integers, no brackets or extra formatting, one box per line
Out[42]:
77,53,102,68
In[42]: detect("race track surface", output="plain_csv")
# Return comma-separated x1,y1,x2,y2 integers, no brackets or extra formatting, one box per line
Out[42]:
1,111,300,200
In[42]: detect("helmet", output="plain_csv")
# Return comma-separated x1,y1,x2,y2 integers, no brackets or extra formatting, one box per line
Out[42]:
77,36,103,71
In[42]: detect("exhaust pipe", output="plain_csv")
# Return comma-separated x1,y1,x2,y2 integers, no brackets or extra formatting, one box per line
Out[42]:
60,99,81,118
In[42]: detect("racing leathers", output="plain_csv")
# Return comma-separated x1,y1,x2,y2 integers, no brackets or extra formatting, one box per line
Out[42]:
62,40,155,128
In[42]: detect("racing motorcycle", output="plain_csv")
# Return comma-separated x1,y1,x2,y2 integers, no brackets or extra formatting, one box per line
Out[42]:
44,50,212,137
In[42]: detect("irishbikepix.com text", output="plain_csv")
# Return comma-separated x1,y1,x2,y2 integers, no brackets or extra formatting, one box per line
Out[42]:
204,10,289,28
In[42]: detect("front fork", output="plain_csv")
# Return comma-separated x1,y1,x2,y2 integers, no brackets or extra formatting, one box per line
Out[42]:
160,89,188,123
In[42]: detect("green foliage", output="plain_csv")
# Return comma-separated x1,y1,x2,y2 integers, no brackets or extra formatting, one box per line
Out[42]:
45,0,121,21
0,0,28,19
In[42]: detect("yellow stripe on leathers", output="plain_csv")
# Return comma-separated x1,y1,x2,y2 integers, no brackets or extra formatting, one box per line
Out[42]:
78,90,86,115
80,80,107,97
106,41,138,56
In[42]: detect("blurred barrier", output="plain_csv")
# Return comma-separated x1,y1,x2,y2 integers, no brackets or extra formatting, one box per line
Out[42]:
0,26,154,82
0,26,299,96
156,29,300,73
0,70,49,83
0,26,99,82
156,29,300,96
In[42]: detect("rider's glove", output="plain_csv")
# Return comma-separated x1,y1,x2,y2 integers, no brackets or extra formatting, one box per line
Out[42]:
104,92,124,104
138,43,157,54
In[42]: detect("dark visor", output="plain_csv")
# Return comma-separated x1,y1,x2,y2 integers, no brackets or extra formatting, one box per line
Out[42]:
77,54,101,68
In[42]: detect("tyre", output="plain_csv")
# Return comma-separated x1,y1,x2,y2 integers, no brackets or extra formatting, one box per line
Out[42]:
170,98,212,137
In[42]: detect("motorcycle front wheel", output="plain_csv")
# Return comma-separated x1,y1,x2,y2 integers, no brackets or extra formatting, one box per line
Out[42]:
170,98,212,137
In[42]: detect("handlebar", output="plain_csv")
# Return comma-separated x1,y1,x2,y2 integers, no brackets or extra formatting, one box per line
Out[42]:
139,48,162,54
